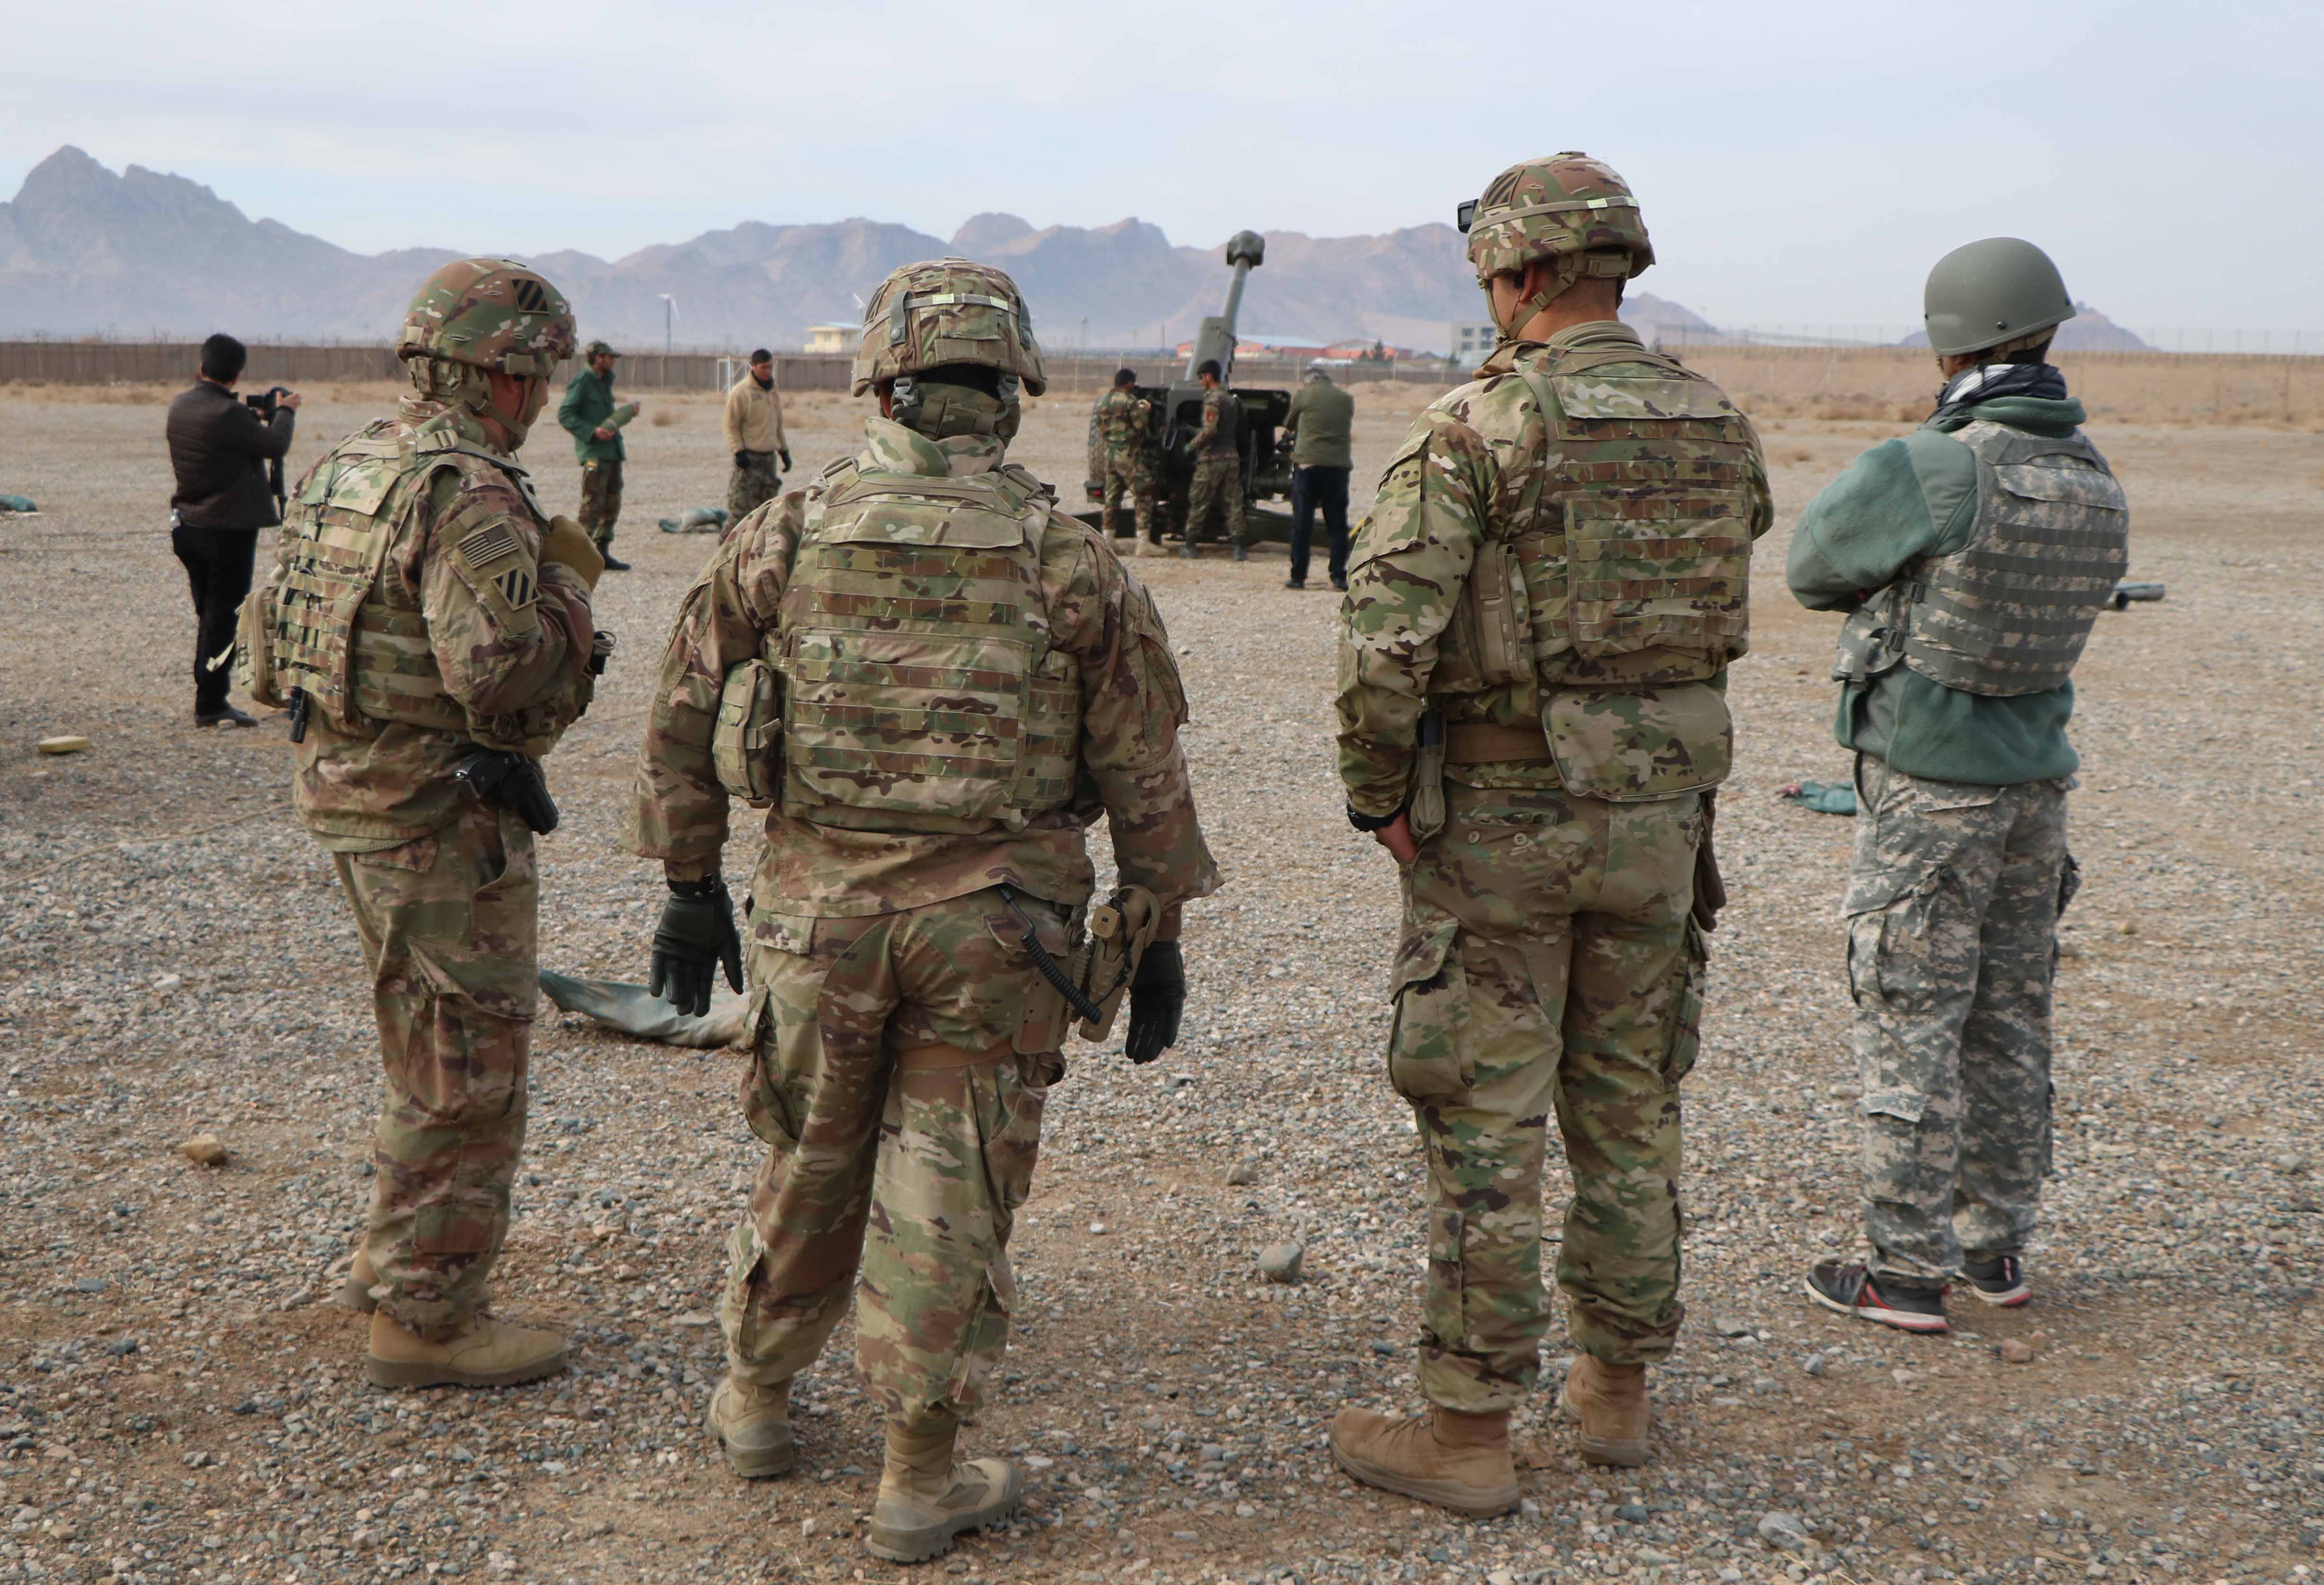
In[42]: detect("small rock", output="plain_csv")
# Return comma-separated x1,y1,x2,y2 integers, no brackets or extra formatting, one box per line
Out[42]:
800,1517,818,1538
2271,1153,2311,1177
1517,1497,1541,1518
74,1277,107,1294
1891,1367,1918,1388
672,1311,715,1327
1225,1157,1262,1186
152,973,182,994
36,735,90,756
1801,1352,1829,1377
1258,1242,1304,1284
1713,1315,1753,1338
2115,920,2136,936
1089,1221,1109,1235
179,1134,229,1167
1999,1338,2038,1365
1756,1510,1810,1552
1614,1502,1649,1522
1749,1375,1779,1396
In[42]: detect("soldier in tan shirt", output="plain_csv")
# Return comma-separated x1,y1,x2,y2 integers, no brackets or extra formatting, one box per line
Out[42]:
722,349,792,520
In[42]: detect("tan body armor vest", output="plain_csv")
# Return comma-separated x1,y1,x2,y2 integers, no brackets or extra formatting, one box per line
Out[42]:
757,456,1081,836
1836,420,2127,696
244,421,581,753
1434,343,1759,696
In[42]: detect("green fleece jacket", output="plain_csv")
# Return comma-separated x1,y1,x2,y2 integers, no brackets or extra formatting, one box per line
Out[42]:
1786,393,2088,785
558,367,626,464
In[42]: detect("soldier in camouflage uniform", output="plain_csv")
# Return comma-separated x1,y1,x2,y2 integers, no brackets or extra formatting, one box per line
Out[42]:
629,258,1218,1564
1180,359,1246,559
1331,154,1770,1511
236,257,606,1387
1091,367,1155,549
1793,239,2124,1333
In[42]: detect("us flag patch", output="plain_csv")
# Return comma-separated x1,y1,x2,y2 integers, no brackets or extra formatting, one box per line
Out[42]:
460,523,518,565
494,566,536,609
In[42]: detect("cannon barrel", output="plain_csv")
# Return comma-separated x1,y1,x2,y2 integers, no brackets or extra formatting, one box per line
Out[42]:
1186,230,1267,383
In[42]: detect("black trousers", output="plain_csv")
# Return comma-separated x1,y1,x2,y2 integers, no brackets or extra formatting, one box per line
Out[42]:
171,525,258,715
1289,465,1352,586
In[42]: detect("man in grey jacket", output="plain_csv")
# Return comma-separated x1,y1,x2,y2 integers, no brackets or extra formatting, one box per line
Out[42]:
164,332,300,726
1789,240,2126,1334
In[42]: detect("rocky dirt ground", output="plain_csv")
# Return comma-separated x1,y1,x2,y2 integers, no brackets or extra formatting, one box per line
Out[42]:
0,377,2318,1585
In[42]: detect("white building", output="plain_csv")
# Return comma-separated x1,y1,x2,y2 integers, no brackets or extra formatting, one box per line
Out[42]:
1449,322,1498,368
804,323,856,355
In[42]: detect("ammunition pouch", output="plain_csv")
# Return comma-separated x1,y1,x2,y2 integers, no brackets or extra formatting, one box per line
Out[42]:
1071,884,1162,1043
713,657,783,808
1407,711,1448,842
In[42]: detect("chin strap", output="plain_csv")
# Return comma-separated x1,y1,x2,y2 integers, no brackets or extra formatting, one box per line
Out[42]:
1489,251,1634,342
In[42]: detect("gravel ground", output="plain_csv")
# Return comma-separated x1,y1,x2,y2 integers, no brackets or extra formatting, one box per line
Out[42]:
1,382,2319,1585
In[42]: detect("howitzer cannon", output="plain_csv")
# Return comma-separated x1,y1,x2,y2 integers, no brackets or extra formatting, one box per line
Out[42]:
1079,230,1295,545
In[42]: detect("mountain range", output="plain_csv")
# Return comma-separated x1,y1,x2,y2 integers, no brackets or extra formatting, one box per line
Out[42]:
0,146,1719,355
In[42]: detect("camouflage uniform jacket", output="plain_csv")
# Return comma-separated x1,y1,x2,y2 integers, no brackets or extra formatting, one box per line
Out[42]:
272,399,598,850
1093,387,1149,456
1336,320,1772,818
630,416,1220,919
1190,386,1241,460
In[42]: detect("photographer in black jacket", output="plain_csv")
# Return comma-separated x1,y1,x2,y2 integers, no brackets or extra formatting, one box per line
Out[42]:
164,333,301,726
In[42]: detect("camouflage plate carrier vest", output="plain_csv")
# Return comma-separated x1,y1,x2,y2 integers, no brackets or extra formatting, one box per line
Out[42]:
1435,342,1758,697
766,455,1080,836
1836,420,2127,696
246,420,588,755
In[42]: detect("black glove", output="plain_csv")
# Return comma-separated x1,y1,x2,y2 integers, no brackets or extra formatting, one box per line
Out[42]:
777,449,791,473
733,451,750,470
1124,939,1184,1065
650,877,743,1016
452,749,559,834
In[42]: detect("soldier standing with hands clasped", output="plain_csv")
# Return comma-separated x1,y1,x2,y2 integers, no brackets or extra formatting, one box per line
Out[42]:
1332,154,1770,1512
1792,240,2124,1333
724,347,791,521
237,258,609,1388
558,338,637,570
629,258,1217,1564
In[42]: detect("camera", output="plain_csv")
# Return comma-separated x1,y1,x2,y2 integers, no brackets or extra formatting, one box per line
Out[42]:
245,385,291,420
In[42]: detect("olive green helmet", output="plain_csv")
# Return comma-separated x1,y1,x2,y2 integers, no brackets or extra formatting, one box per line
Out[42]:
1923,238,2075,358
395,256,576,377
850,258,1046,399
1460,152,1653,335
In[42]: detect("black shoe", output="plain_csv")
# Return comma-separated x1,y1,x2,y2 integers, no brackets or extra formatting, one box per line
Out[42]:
194,706,257,729
1284,578,1306,590
1804,1259,1949,1334
1959,1254,2031,1307
1330,576,1348,591
600,554,632,572
1231,545,1250,563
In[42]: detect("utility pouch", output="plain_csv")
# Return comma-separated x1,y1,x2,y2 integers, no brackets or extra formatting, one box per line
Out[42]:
712,658,783,808
234,580,284,709
1407,710,1448,841
1073,885,1161,1042
1544,682,1731,803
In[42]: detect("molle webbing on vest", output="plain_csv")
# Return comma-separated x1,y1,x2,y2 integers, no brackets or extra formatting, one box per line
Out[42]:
773,463,1079,836
1505,345,1756,689
1901,421,2127,697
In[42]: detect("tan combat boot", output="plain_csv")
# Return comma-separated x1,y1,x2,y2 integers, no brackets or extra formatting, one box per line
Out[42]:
1563,1354,1650,1467
365,1310,568,1390
705,1375,795,1478
338,1246,379,1313
864,1421,1025,1564
1327,1405,1518,1517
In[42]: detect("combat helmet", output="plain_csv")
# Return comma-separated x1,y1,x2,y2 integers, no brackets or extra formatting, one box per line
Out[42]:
1459,153,1653,335
1923,238,2075,358
396,257,577,377
851,258,1046,399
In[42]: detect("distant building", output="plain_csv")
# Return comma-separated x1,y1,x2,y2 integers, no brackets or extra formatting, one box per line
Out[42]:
1450,322,1497,367
804,323,856,355
1172,332,1333,360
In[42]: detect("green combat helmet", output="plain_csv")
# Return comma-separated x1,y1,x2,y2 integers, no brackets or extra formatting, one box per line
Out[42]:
1458,153,1654,337
1922,237,2075,358
394,257,576,445
852,258,1046,407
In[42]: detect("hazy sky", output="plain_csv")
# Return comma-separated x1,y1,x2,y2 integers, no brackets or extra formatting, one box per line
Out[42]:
5,0,2316,333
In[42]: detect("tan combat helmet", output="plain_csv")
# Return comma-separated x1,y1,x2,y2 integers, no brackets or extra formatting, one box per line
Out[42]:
1458,153,1654,336
396,257,577,376
851,258,1047,398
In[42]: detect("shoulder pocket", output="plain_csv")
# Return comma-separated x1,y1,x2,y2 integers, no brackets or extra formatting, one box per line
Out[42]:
1386,913,1471,1107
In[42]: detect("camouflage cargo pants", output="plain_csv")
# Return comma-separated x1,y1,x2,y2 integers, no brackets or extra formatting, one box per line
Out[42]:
1185,454,1245,548
727,451,780,521
720,888,1072,1432
331,802,537,1339
578,458,623,551
1099,450,1154,546
1846,756,2073,1287
1391,778,1704,1413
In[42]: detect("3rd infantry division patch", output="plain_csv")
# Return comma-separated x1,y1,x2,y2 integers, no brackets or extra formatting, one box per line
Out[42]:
493,565,536,609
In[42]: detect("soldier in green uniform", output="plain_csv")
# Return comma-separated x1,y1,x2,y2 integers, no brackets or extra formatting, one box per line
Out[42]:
237,258,608,1387
629,258,1218,1564
1091,367,1155,550
1330,154,1771,1511
1793,240,2123,1333
558,340,636,571
1180,360,1246,560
